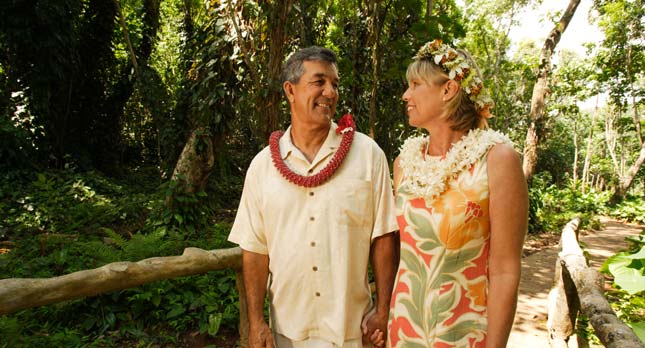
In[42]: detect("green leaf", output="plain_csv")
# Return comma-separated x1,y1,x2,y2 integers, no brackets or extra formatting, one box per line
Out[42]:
151,293,161,307
207,313,223,336
608,256,645,295
629,322,645,344
166,305,185,319
174,214,184,224
625,246,645,260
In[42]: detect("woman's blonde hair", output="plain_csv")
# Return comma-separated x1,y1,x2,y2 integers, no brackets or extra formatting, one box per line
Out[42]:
406,49,488,131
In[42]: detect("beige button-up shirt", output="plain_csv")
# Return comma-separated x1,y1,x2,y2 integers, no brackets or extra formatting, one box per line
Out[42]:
229,123,398,346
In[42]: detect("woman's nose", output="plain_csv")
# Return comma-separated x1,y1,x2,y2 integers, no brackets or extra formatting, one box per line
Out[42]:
402,88,411,101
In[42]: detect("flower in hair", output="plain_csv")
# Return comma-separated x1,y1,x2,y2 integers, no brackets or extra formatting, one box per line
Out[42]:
415,39,494,119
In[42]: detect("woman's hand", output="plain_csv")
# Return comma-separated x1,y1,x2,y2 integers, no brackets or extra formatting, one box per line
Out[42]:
362,306,387,347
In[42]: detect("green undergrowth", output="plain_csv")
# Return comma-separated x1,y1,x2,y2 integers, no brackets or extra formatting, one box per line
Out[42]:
0,168,240,347
610,195,645,224
528,173,609,234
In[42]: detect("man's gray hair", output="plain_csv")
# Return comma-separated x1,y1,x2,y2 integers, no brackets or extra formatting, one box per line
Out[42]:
281,46,338,84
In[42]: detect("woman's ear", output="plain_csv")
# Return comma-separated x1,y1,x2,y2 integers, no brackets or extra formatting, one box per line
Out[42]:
443,80,460,101
283,81,295,103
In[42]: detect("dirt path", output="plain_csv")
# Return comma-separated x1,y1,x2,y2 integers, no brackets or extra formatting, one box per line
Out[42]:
507,216,644,348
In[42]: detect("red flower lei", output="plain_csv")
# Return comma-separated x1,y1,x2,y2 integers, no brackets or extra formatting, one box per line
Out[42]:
269,114,355,188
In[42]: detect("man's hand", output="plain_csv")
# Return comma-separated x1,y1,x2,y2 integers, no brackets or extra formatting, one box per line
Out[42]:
249,321,275,348
361,307,388,347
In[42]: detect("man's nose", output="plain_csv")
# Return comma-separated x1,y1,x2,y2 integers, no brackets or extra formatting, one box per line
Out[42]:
322,84,337,98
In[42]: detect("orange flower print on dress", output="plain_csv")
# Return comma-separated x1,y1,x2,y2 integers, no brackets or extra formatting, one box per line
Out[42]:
432,179,490,250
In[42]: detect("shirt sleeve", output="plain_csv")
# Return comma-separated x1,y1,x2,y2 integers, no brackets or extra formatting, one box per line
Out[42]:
370,146,399,240
228,157,269,254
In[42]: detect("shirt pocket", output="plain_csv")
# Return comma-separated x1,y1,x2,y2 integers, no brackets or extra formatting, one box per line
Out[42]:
324,178,372,231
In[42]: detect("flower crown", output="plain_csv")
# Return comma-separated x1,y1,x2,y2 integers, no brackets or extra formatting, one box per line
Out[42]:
415,39,494,118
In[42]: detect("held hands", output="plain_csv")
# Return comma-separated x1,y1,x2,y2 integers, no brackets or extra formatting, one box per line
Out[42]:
361,306,388,347
249,321,275,348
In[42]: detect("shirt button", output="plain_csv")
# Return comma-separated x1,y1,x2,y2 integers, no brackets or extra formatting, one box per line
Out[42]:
309,192,314,196
310,241,316,247
315,292,321,297
309,216,315,221
312,266,318,271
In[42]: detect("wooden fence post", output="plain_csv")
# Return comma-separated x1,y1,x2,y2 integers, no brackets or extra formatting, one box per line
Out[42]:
547,217,581,348
235,270,249,348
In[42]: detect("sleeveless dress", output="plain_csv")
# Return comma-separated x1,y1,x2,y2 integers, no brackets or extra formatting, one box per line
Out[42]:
388,130,511,348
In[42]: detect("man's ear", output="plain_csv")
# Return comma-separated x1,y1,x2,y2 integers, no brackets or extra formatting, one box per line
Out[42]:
283,81,295,103
444,80,460,101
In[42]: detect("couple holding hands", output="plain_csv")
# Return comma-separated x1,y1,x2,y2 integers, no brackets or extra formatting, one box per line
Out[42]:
228,40,528,348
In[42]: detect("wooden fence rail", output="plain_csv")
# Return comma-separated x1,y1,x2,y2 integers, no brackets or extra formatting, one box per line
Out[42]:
0,247,249,348
546,217,643,348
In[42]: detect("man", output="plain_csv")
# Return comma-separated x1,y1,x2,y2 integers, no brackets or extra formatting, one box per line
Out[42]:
228,46,398,348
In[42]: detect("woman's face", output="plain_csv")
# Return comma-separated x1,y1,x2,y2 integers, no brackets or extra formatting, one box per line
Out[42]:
402,77,446,129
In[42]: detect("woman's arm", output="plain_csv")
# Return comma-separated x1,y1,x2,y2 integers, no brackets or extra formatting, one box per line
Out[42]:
486,143,528,348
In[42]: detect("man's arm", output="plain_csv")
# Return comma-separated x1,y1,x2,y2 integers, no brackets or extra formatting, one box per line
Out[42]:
242,250,274,348
362,232,398,345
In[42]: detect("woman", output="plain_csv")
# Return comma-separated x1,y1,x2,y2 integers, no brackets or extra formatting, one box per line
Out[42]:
370,39,528,348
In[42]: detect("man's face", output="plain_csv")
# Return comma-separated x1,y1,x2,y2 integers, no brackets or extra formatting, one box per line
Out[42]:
284,60,339,128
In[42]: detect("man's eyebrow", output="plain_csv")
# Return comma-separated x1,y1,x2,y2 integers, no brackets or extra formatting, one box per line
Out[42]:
310,72,338,81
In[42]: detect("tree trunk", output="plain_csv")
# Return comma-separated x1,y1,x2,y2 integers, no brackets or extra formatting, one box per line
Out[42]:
627,46,643,146
170,128,216,195
263,0,293,140
581,103,597,193
605,108,621,176
613,143,645,201
572,121,579,190
367,0,387,139
115,0,140,77
522,0,581,180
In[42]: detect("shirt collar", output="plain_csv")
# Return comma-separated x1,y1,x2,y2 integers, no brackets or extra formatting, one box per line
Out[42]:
279,123,341,165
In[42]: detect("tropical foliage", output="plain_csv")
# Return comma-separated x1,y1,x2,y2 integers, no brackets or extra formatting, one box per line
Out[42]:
1,0,644,346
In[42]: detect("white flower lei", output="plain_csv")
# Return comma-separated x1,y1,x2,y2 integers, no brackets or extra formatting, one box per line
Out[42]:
399,128,513,202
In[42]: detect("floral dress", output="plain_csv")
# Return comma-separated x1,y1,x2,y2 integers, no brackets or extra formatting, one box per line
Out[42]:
388,129,512,348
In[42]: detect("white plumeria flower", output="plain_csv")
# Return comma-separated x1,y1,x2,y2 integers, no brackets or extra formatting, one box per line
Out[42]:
398,130,514,203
